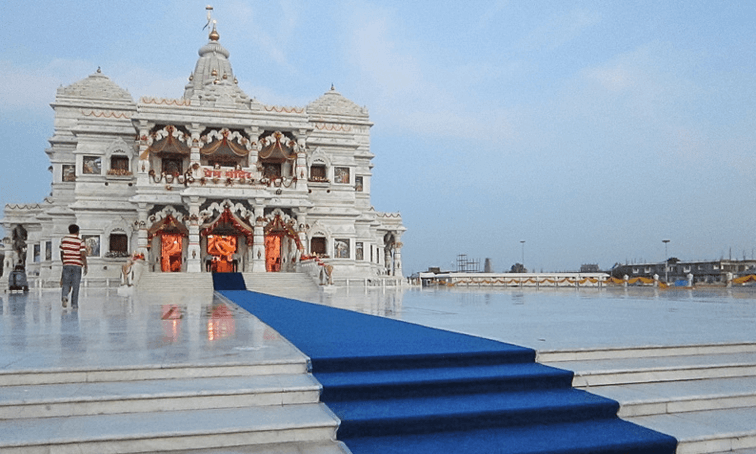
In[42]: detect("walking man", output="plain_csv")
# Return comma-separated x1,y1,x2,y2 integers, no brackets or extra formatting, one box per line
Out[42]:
60,224,88,308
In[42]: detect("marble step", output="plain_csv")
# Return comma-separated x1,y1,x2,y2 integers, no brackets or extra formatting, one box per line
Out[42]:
0,360,308,387
0,403,340,454
628,406,756,454
136,274,214,292
542,351,756,387
711,449,756,454
166,440,352,454
0,374,321,420
538,342,756,362
585,375,756,417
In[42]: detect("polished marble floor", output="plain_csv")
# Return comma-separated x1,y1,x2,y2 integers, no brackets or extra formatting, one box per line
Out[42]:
3,285,756,374
0,288,305,374
298,286,756,351
3,284,756,452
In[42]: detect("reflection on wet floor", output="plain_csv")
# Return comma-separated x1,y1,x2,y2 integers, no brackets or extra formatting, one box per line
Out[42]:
0,288,305,373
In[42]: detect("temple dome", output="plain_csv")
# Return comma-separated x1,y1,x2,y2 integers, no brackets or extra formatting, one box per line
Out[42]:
307,86,368,118
183,23,250,107
56,69,133,102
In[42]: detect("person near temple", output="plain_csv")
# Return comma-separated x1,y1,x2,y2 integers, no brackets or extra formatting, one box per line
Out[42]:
60,224,88,308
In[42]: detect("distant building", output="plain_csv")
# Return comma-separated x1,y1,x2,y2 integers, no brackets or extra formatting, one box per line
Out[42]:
580,264,600,273
484,258,493,273
611,259,756,284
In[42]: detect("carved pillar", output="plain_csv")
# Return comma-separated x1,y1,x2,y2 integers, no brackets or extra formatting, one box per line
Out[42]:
393,237,404,278
1,237,11,279
186,197,202,273
245,126,261,175
189,123,202,164
294,207,308,260
251,202,267,273
137,121,152,177
136,203,150,256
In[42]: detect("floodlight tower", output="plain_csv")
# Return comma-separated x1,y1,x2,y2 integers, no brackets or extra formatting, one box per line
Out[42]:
662,239,670,283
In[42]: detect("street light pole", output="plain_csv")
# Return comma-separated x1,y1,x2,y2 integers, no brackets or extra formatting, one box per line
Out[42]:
520,240,525,271
662,239,670,283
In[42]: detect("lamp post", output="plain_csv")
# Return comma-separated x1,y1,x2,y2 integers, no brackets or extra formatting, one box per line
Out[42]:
662,239,670,283
520,240,525,271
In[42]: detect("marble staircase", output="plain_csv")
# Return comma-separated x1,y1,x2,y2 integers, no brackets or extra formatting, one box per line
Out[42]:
136,272,215,300
242,272,320,300
541,343,756,454
0,354,348,453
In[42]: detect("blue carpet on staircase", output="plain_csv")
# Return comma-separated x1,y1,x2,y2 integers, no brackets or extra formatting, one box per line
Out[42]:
214,273,677,454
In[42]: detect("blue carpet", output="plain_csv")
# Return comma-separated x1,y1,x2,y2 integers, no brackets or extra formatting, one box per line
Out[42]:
217,274,677,454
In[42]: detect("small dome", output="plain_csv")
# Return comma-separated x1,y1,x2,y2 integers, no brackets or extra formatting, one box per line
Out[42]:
307,87,368,117
57,70,133,102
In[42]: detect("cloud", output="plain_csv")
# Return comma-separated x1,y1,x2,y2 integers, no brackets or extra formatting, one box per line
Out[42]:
344,4,519,142
517,8,601,52
0,59,92,113
347,7,424,96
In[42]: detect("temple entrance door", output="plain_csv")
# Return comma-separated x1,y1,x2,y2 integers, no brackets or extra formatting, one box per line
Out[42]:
265,234,282,272
160,234,183,272
206,235,238,273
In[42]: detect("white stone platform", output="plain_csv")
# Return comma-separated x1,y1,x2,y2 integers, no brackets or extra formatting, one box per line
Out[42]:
4,283,756,453
0,287,347,454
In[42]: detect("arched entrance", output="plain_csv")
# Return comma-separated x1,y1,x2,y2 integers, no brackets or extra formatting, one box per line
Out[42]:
201,207,254,273
263,214,303,272
148,215,188,272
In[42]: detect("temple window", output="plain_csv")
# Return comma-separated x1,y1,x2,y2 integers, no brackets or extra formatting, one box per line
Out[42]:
334,167,350,184
83,156,102,175
310,164,327,182
109,234,128,255
162,158,183,176
257,130,296,179
355,176,363,192
263,163,281,179
311,237,326,256
62,165,76,182
108,155,131,176
334,239,350,258
356,242,364,260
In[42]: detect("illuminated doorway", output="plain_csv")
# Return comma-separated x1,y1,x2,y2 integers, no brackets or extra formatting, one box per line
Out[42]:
265,234,282,272
148,214,188,273
263,214,304,273
200,207,254,273
160,234,183,272
207,234,237,273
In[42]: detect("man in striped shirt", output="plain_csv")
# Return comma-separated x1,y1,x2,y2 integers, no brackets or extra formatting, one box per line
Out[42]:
60,224,88,308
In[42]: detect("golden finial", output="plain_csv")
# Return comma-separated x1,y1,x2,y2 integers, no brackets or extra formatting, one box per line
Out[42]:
209,20,220,41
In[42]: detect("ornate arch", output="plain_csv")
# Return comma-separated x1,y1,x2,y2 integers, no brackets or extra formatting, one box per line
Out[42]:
139,125,190,159
199,128,257,157
199,200,253,225
264,209,303,251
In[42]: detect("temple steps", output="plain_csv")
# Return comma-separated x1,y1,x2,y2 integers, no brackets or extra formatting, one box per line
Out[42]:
0,362,347,453
136,272,214,296
242,272,320,299
541,343,756,454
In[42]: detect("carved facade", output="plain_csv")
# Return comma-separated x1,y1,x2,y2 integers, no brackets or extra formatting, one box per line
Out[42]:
1,23,405,285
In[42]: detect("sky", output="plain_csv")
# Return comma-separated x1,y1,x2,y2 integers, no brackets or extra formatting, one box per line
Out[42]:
1,0,755,274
